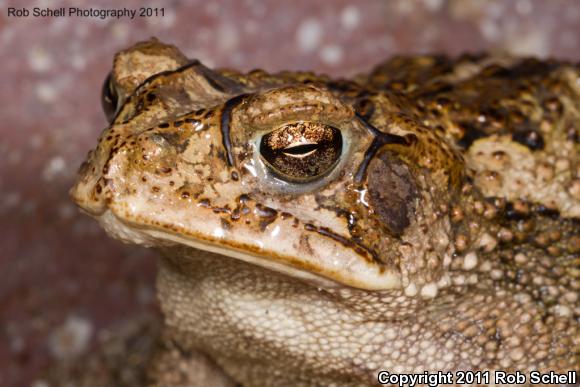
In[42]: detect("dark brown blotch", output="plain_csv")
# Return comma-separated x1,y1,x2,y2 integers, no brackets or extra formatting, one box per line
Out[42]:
354,98,375,121
212,205,231,214
456,121,487,149
220,218,232,230
198,198,210,208
146,93,156,103
256,203,278,230
512,128,544,150
255,203,278,219
542,96,563,115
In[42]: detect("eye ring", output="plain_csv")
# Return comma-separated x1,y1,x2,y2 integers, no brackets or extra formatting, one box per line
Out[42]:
101,72,118,123
259,122,343,183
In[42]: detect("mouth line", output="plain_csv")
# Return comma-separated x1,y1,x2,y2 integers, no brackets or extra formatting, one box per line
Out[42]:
102,207,401,290
121,215,346,289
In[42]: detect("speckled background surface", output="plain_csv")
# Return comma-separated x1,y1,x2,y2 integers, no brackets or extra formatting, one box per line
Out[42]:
2,0,580,385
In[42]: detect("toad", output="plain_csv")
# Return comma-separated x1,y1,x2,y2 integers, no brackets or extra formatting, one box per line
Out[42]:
71,39,579,386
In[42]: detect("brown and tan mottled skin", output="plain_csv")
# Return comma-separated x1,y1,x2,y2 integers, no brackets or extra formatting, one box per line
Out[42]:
71,39,579,386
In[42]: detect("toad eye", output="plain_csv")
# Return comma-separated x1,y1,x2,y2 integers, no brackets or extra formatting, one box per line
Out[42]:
101,72,118,123
259,122,343,183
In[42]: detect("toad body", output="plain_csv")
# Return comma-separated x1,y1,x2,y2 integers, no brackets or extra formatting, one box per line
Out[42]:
71,39,579,386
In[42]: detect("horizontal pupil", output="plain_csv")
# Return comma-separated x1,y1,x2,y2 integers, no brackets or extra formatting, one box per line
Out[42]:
258,123,343,183
282,143,319,155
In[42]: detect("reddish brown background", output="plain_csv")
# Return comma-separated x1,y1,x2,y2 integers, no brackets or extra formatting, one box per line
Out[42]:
2,0,580,385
